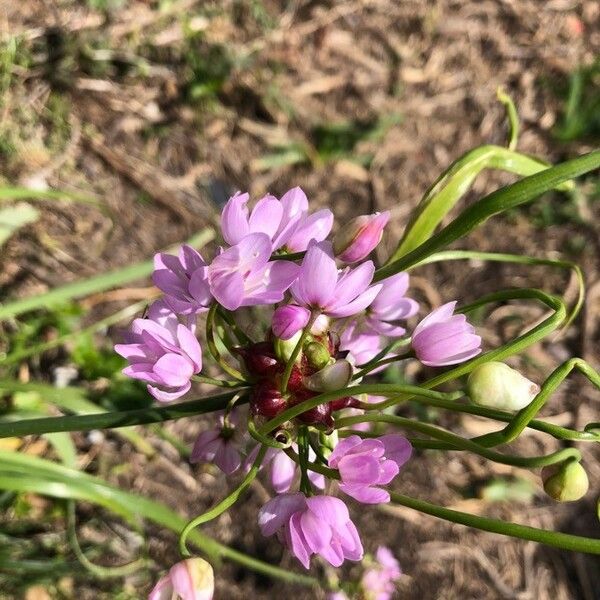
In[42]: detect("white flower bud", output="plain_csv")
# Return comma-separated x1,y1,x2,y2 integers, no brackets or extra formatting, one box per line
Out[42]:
467,362,539,411
303,359,353,392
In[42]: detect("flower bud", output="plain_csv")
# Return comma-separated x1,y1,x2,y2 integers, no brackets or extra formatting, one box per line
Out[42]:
234,342,279,378
310,314,330,336
303,359,353,392
304,341,331,370
149,557,214,600
274,330,303,363
272,305,311,340
333,211,390,263
541,461,589,502
467,362,539,411
250,381,287,418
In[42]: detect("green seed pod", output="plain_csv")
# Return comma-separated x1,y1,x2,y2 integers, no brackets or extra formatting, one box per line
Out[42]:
541,461,589,502
304,341,331,370
467,361,539,411
303,359,353,392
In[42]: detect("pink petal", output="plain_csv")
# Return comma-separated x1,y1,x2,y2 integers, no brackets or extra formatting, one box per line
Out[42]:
148,573,174,600
258,493,306,537
291,241,337,307
147,381,190,402
249,194,283,239
176,324,202,371
287,209,334,252
221,192,250,245
153,353,194,387
328,284,382,318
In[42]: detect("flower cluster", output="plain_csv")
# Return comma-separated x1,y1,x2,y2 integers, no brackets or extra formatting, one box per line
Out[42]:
116,187,482,593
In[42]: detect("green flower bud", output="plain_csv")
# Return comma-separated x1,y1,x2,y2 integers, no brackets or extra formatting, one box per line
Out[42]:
303,359,353,392
541,461,589,502
274,330,303,363
467,362,539,411
304,341,331,370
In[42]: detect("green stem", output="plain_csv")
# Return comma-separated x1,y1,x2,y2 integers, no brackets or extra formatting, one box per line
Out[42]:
179,445,268,557
497,87,519,150
353,351,412,380
191,374,242,388
363,394,599,443
280,311,319,393
380,150,600,276
206,304,245,381
335,414,581,468
258,384,467,437
217,307,253,345
373,288,567,411
388,491,600,554
0,391,245,438
66,500,148,579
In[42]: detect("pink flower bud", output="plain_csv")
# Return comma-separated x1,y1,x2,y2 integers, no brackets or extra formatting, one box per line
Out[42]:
272,305,311,340
149,558,214,600
333,211,390,263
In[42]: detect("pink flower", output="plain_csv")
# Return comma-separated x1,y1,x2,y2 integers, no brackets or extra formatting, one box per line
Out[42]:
115,302,202,403
339,321,383,367
208,233,299,311
149,558,214,600
365,272,419,337
152,245,212,315
412,301,482,366
258,493,363,568
361,546,402,600
220,187,333,252
190,413,242,475
291,241,382,320
334,211,390,263
246,446,325,493
328,435,412,504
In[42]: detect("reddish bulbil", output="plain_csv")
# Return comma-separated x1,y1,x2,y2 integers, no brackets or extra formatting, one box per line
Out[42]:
250,381,287,418
235,342,280,378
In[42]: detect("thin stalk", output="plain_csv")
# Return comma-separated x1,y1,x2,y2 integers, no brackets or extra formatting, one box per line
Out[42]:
205,304,245,381
335,414,581,468
280,311,319,393
179,445,267,557
388,492,600,554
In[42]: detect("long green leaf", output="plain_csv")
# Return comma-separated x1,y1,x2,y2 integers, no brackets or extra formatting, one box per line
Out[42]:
0,228,214,321
0,186,100,207
0,450,317,586
376,150,600,280
389,145,575,261
0,204,39,247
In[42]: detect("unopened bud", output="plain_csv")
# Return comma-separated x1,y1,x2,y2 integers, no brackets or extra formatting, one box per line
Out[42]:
541,461,589,502
467,362,539,411
149,557,214,600
303,359,352,392
333,211,390,263
272,305,311,340
304,341,331,370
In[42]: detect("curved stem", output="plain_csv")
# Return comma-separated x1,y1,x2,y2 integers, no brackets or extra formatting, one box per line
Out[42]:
66,500,148,579
373,288,567,411
364,393,599,443
179,445,268,557
206,304,245,381
388,492,600,555
247,419,292,449
335,413,581,468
